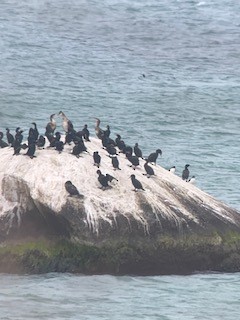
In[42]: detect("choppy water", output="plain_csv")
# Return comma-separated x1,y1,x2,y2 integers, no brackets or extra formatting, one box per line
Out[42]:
0,0,240,317
0,273,240,320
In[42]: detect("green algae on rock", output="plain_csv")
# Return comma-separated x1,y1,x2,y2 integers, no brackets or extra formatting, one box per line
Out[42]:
0,137,240,274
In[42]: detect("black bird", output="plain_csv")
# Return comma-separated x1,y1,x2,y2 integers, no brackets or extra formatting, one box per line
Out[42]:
65,181,83,198
45,114,56,143
49,132,61,148
103,125,110,138
123,145,133,157
30,122,39,142
74,131,84,144
112,156,121,170
115,134,126,152
6,128,14,146
96,170,110,190
0,132,8,148
55,140,64,153
13,129,24,155
147,149,162,165
106,144,118,157
130,174,145,191
37,135,46,148
82,124,90,142
59,111,74,133
65,129,76,145
126,153,139,170
143,161,155,178
72,140,87,158
106,173,118,182
134,143,143,159
15,127,23,143
93,151,101,168
182,164,190,181
25,142,36,159
28,126,37,145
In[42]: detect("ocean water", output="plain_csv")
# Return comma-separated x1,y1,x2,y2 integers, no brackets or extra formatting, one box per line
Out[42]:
0,0,240,318
0,273,240,320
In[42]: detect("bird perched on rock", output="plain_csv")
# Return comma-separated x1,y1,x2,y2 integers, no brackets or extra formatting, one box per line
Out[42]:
93,151,101,168
103,125,111,138
45,114,56,143
188,176,196,184
6,128,14,147
115,134,126,152
147,149,162,165
25,142,36,159
72,140,87,158
29,122,39,142
55,140,64,153
65,129,76,145
13,128,24,155
134,143,144,159
95,118,104,139
65,181,83,198
49,132,61,148
111,156,121,170
82,124,90,142
59,111,74,133
96,170,110,190
130,174,145,191
106,143,118,157
169,166,176,174
126,154,139,170
106,173,118,183
0,132,8,148
143,161,155,178
182,164,190,181
36,135,46,149
123,145,133,157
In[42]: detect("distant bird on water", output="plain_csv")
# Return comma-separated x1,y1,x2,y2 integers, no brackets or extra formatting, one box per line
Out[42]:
182,164,190,181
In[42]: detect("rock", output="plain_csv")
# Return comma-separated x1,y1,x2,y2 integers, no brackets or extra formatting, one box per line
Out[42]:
0,137,240,274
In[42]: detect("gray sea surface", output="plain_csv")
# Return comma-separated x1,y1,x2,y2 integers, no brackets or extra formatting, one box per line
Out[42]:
0,0,240,318
0,273,240,320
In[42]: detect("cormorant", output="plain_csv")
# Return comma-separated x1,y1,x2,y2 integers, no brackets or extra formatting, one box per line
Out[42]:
59,111,74,133
182,164,190,181
65,181,83,198
130,174,145,191
147,149,162,165
93,151,101,168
